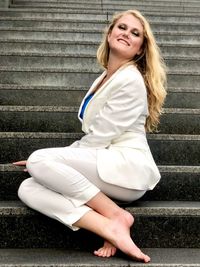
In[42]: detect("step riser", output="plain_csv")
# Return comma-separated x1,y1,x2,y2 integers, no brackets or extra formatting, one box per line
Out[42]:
0,56,100,70
8,7,200,17
167,59,200,71
159,114,200,134
0,111,82,133
1,170,199,201
0,137,199,165
1,212,199,248
0,31,199,44
12,0,200,7
0,137,77,164
0,171,28,201
0,11,200,23
0,20,199,33
0,42,99,55
0,71,199,88
0,111,199,134
0,71,98,87
142,172,200,201
0,42,199,57
10,3,200,13
0,89,86,106
0,11,108,20
1,89,199,108
165,92,200,108
1,248,200,267
167,74,200,89
0,55,199,72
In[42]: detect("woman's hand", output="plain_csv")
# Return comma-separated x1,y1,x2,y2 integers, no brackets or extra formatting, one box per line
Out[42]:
13,160,28,172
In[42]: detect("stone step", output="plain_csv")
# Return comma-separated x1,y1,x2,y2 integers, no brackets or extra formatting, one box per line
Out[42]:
159,109,200,134
0,53,99,70
12,0,200,6
0,132,82,164
9,2,200,13
165,89,200,109
1,164,199,201
0,18,199,33
0,28,199,44
0,106,82,133
0,84,87,106
142,166,200,202
0,0,10,8
0,200,199,248
0,106,199,135
0,9,200,23
6,7,200,18
0,248,200,267
0,40,199,58
0,85,199,108
0,53,199,72
0,132,199,165
0,67,199,89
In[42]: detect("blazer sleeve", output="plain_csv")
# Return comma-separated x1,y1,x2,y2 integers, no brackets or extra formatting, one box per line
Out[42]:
71,73,147,148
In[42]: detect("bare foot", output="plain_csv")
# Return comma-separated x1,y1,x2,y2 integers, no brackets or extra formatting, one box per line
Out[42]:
105,209,150,263
94,208,132,258
94,240,117,257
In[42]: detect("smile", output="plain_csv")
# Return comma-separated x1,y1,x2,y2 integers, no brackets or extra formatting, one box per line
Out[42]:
118,38,130,46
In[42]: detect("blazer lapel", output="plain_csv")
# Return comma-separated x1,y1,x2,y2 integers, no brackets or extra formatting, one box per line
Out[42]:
78,70,107,121
78,64,133,125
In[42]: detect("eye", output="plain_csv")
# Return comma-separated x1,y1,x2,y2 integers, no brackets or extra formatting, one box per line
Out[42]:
118,24,126,30
132,31,140,37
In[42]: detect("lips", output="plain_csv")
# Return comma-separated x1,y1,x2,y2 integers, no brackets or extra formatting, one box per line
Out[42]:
117,38,130,46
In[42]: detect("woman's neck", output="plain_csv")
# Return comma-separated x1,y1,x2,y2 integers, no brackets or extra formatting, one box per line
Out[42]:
106,54,132,78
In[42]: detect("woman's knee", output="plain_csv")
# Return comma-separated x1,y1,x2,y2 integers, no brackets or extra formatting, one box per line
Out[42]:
26,149,49,178
18,178,34,202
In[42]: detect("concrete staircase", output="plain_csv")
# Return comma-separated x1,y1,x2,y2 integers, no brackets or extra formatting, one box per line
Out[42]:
0,0,200,266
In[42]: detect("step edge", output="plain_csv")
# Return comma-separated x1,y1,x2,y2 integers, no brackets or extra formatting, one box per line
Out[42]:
1,200,199,216
1,163,200,173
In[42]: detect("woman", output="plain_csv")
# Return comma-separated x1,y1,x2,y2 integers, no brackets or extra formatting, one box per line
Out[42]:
14,10,167,263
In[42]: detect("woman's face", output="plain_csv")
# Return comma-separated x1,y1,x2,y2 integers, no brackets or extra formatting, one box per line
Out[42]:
107,14,144,61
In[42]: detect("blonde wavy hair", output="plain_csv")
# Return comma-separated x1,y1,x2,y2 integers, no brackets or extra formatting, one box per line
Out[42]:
97,10,167,132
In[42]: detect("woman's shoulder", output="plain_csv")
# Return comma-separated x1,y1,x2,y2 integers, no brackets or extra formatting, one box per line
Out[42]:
117,64,144,82
115,64,145,89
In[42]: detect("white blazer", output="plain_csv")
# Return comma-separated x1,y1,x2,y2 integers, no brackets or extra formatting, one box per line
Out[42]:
70,64,161,191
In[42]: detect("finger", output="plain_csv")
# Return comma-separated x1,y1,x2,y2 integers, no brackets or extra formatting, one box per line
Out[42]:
13,160,27,166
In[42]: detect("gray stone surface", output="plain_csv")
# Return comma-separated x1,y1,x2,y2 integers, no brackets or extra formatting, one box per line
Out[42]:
0,85,199,108
0,0,10,8
0,40,199,57
0,248,200,266
0,0,199,264
0,9,199,23
9,1,200,13
165,90,200,108
0,133,199,165
0,106,199,134
0,86,86,106
0,18,200,33
1,164,199,201
0,28,200,44
0,53,199,72
141,171,200,201
0,68,199,88
0,201,199,248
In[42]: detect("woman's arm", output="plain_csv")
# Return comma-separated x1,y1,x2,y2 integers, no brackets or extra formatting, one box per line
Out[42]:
72,75,146,148
13,160,27,171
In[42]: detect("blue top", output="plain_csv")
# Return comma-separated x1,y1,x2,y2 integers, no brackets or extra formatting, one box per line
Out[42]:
79,92,95,119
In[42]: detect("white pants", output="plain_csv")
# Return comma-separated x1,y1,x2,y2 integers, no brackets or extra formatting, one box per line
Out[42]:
18,147,146,231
